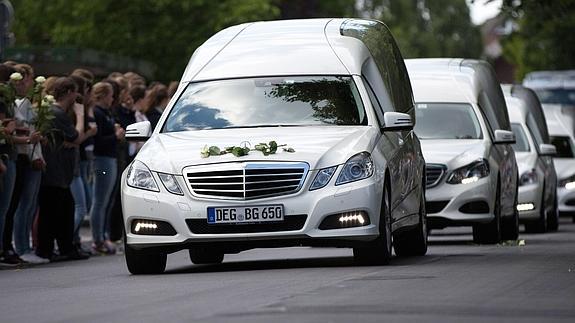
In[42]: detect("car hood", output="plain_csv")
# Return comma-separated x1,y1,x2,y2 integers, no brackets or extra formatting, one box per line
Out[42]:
554,158,575,180
420,139,487,168
135,126,379,174
515,152,538,175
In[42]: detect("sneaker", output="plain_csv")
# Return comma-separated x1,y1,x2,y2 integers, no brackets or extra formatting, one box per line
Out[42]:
63,249,90,261
103,240,117,255
91,242,109,255
20,252,50,264
0,252,19,267
1,250,26,265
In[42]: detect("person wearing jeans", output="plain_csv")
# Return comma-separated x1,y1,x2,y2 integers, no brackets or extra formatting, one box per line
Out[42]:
12,165,42,256
89,82,124,254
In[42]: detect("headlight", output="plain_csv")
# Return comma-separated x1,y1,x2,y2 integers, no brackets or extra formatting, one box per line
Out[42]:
335,152,374,185
519,169,538,186
309,166,337,190
559,174,575,190
447,159,490,184
126,160,159,192
158,173,184,195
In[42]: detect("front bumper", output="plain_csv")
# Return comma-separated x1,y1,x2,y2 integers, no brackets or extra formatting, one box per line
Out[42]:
121,172,383,252
557,186,575,213
426,176,494,228
517,183,543,221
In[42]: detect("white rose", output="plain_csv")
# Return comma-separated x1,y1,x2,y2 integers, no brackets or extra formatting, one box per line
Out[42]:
35,76,46,84
44,95,55,104
10,72,23,81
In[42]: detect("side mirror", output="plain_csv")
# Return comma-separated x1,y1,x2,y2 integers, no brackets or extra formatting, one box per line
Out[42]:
382,112,413,131
539,143,557,156
125,121,152,141
494,129,515,144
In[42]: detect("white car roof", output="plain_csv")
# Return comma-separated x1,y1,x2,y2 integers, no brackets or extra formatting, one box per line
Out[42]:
405,59,477,103
181,19,371,82
543,104,574,137
505,96,525,123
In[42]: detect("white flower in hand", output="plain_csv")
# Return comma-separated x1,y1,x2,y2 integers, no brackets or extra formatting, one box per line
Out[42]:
10,72,23,81
35,76,46,84
44,95,55,104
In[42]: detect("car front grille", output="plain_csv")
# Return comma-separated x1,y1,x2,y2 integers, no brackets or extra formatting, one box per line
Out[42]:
185,162,309,200
426,164,447,188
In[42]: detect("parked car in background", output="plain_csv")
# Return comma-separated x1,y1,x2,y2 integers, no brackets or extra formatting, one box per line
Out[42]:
406,58,519,244
121,19,427,274
523,70,575,107
502,84,558,232
523,70,575,139
543,104,575,223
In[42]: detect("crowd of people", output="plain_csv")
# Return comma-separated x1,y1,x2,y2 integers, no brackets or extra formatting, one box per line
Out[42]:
0,61,177,266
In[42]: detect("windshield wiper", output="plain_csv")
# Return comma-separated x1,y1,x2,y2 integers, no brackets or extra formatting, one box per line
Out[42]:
222,124,305,129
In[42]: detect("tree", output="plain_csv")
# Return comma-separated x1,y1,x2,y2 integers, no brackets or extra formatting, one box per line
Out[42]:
10,0,279,82
358,0,482,59
499,0,575,79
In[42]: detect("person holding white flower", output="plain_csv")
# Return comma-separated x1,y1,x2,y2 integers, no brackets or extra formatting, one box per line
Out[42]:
36,77,91,261
4,64,48,264
0,63,19,266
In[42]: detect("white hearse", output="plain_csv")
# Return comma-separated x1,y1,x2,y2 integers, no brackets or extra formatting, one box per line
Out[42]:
406,58,519,244
544,104,575,222
121,19,427,274
502,84,558,232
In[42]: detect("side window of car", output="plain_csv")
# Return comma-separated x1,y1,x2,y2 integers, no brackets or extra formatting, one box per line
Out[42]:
362,77,385,128
526,113,544,147
478,91,499,137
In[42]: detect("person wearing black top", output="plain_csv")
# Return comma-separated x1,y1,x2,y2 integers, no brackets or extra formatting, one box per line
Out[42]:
89,82,125,254
36,77,91,261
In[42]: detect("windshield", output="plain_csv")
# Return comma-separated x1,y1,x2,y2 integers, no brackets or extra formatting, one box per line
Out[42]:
511,123,530,152
414,103,482,139
534,89,575,105
162,76,367,132
550,135,575,158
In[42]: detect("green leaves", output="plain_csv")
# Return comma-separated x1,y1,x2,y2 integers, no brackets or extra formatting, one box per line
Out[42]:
200,141,294,158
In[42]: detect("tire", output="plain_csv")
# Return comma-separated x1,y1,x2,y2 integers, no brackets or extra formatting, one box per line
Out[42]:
525,191,547,234
353,180,392,265
501,185,519,240
394,180,428,257
473,182,501,244
189,248,224,265
546,196,559,232
125,242,167,275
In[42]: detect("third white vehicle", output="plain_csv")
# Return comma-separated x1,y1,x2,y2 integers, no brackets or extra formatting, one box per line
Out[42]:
503,84,558,232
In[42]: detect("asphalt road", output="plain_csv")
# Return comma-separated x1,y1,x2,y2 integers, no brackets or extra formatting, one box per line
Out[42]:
1,219,574,323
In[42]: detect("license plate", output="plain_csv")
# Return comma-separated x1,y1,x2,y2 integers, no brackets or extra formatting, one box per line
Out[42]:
207,205,284,224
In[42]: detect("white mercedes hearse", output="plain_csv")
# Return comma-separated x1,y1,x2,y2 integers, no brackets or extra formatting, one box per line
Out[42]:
502,84,559,233
121,19,427,274
406,59,519,244
543,104,575,222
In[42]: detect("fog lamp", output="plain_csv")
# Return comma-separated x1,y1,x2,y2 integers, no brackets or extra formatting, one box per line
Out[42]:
516,203,535,212
130,219,177,236
318,211,370,230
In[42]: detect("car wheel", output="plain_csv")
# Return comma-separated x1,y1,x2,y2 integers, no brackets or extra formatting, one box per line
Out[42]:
125,242,167,275
546,196,559,232
393,179,428,257
525,191,547,233
473,182,501,244
189,248,224,265
353,180,392,265
500,184,519,240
